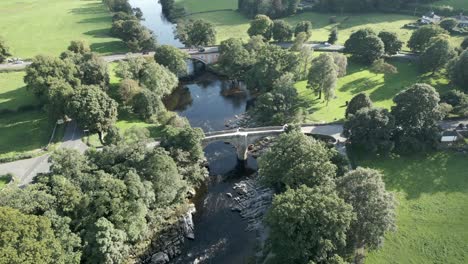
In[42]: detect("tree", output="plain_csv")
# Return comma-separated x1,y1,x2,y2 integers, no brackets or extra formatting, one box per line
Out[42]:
111,19,156,52
308,53,338,102
132,88,165,120
84,217,128,264
0,37,12,63
378,31,403,55
291,32,307,51
218,38,253,80
344,107,395,154
408,25,447,53
272,20,293,42
462,37,468,50
371,59,398,75
247,15,273,40
67,40,91,54
266,185,354,263
119,79,141,105
328,27,338,44
331,52,348,77
68,85,118,142
259,131,337,192
47,79,74,120
344,28,384,64
294,21,312,39
252,73,300,125
79,52,110,88
24,55,79,100
439,18,458,31
392,83,443,153
0,207,67,263
345,93,373,118
154,45,189,76
420,35,456,74
140,62,178,97
115,56,147,81
245,44,300,92
176,19,216,47
448,49,468,89
337,168,395,260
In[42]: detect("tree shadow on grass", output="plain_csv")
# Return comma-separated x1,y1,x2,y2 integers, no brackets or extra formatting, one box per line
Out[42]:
340,77,381,95
358,152,468,199
70,2,109,15
90,41,128,55
0,86,39,111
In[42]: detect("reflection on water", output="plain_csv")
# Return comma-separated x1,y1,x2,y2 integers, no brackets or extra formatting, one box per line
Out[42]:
174,142,258,264
165,73,251,132
128,0,183,47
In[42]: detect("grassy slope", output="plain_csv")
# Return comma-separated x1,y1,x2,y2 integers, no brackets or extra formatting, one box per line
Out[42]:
295,59,451,122
0,71,38,111
359,152,468,264
431,0,468,10
0,0,127,59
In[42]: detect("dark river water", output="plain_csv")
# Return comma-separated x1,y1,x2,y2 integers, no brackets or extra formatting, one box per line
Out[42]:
128,0,259,262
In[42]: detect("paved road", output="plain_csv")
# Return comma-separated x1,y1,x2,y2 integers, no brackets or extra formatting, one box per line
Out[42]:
0,121,87,186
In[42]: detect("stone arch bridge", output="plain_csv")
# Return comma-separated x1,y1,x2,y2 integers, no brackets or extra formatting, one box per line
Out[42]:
202,124,345,161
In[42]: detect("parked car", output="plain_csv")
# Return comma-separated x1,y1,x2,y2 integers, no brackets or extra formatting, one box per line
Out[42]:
13,60,24,64
198,47,206,52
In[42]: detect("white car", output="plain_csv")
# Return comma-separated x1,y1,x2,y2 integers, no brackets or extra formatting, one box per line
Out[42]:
13,60,24,64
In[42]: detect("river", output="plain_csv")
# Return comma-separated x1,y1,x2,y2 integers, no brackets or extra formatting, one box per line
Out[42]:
128,0,259,263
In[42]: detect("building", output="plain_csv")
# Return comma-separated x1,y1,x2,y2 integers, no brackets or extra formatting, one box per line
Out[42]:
453,14,468,28
420,12,441,24
440,130,465,145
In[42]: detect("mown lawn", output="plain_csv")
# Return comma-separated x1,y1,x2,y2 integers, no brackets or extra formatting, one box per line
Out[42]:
181,1,463,47
0,71,38,111
358,152,468,264
0,0,127,59
295,59,451,122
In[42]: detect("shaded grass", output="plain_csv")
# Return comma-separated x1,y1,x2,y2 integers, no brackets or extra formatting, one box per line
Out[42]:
0,111,53,160
0,0,127,58
0,174,12,189
295,59,451,122
429,0,468,10
0,71,38,111
358,152,468,264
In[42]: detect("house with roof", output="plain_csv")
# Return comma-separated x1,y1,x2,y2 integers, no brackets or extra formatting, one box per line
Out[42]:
453,14,468,28
420,12,441,25
440,130,465,146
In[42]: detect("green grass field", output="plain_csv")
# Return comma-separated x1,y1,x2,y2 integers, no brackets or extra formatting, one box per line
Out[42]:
0,174,12,189
430,0,468,10
0,0,127,59
0,71,38,111
176,0,236,13
295,59,451,122
359,152,468,264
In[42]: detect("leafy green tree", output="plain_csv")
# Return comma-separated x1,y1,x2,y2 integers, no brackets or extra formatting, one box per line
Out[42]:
259,131,337,192
0,185,55,215
337,168,395,259
68,85,118,142
439,18,458,31
266,185,354,263
245,44,300,92
328,27,338,44
345,93,373,118
119,78,141,105
420,35,456,74
111,19,156,52
154,45,189,76
218,38,253,80
176,19,216,47
462,37,468,50
47,79,74,120
371,59,398,75
44,210,82,263
408,25,447,53
252,73,300,125
0,37,12,63
378,31,403,55
84,217,128,264
132,88,164,120
272,20,293,42
79,52,109,88
308,53,338,102
24,55,80,100
115,56,147,81
344,107,395,155
392,83,443,153
294,21,312,39
247,15,273,40
291,32,307,51
104,126,123,145
0,207,67,263
441,90,468,107
448,49,468,89
331,52,348,77
67,40,91,54
344,28,384,64
140,62,178,97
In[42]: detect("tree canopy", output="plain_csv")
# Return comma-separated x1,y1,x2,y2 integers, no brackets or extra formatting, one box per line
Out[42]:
176,19,216,47
344,28,384,64
420,35,456,73
154,45,189,76
272,20,293,42
0,37,12,63
378,31,403,55
308,53,338,102
247,15,273,40
218,38,253,80
345,93,373,118
408,25,447,53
